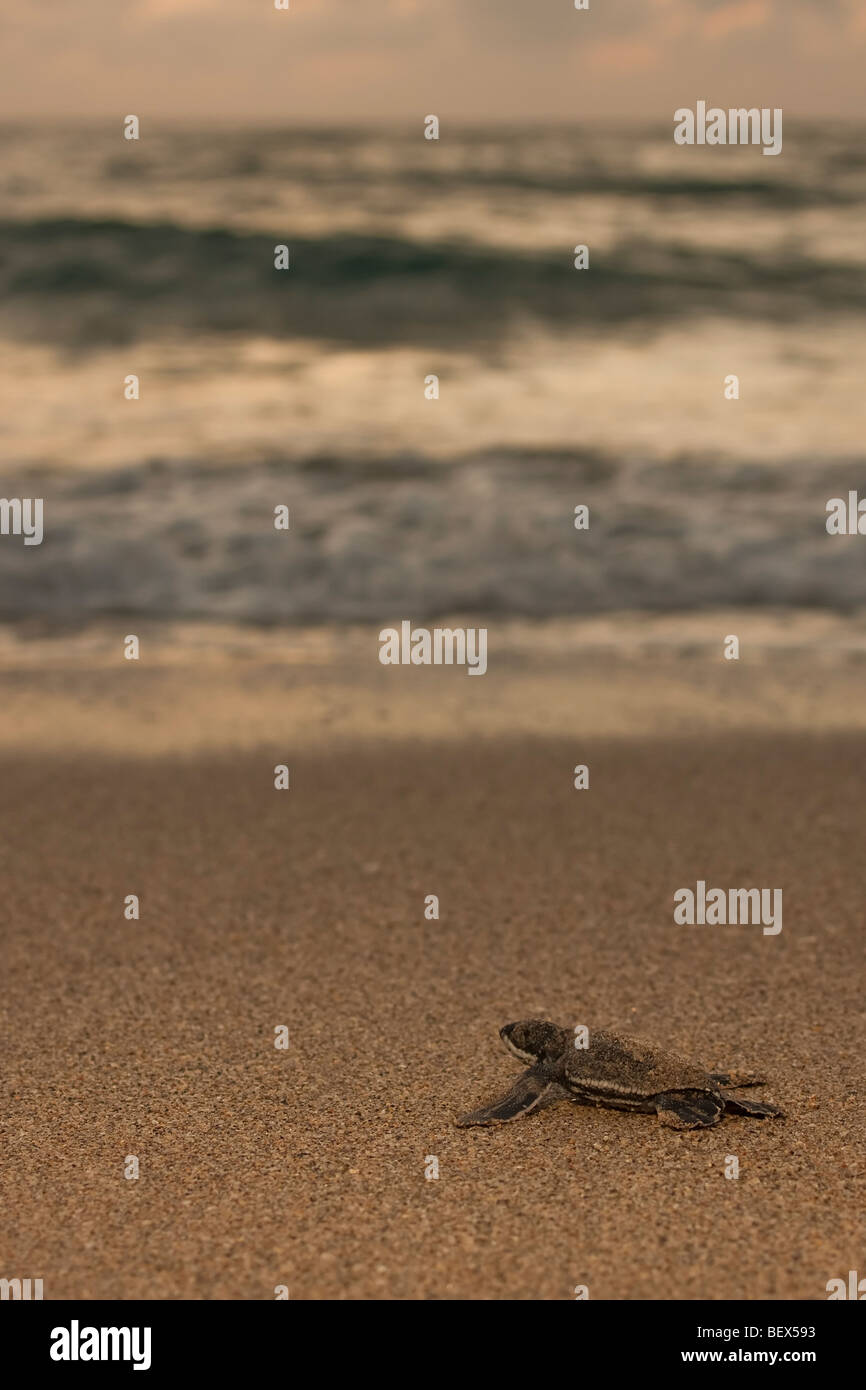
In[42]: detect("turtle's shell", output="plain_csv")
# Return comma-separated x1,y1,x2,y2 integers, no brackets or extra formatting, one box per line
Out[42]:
563,1029,714,1099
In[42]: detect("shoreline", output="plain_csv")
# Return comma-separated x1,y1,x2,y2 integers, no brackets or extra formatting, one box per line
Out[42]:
1,610,866,756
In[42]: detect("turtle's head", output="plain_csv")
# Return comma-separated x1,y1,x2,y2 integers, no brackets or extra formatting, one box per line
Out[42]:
500,1020,566,1065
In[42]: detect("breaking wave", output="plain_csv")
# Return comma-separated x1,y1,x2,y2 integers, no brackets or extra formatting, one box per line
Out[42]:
2,218,864,348
2,449,865,622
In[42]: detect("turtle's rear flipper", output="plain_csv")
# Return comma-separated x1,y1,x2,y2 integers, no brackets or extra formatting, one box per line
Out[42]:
710,1070,766,1088
456,1065,553,1127
656,1090,724,1129
722,1094,785,1120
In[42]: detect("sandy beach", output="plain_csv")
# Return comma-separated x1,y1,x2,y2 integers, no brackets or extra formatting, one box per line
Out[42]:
1,618,863,1300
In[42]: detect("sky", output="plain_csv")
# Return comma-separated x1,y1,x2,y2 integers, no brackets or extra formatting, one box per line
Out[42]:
1,0,864,124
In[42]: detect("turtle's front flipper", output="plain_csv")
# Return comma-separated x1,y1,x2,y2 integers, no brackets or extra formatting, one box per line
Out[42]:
536,1082,573,1110
456,1064,554,1127
722,1094,785,1120
709,1069,766,1088
656,1090,724,1129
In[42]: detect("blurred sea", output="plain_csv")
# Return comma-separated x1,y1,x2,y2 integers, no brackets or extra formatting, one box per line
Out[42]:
1,122,865,621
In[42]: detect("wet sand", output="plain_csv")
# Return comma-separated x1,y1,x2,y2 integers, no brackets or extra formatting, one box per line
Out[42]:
1,619,864,1299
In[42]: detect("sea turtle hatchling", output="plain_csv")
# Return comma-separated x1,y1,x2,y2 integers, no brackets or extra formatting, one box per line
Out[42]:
457,1021,785,1130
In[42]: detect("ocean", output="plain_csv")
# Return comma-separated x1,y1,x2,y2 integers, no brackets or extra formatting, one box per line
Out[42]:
1,121,865,621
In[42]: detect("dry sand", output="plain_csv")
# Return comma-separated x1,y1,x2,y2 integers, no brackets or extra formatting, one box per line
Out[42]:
1,616,864,1299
